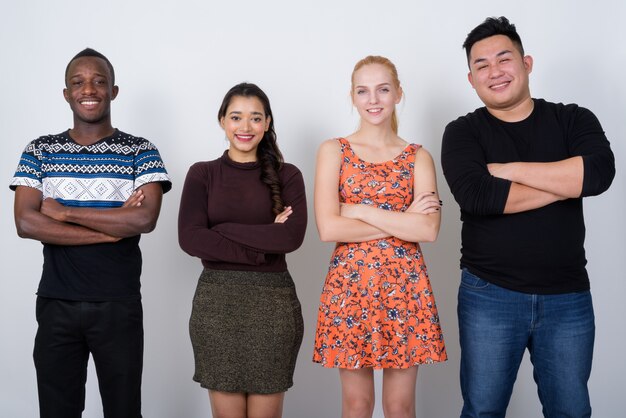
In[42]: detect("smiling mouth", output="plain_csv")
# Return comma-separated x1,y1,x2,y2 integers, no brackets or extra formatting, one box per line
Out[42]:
235,134,255,142
367,108,383,114
79,100,100,108
490,81,510,90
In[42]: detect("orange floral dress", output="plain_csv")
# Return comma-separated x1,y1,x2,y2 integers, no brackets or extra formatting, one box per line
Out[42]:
313,138,447,369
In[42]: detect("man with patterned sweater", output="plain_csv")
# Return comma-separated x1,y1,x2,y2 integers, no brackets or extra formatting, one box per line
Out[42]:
10,48,171,418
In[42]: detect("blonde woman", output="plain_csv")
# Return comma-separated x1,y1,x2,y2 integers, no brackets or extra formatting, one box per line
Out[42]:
313,56,447,418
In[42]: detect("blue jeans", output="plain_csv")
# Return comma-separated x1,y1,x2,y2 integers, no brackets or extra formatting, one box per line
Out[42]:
458,269,594,418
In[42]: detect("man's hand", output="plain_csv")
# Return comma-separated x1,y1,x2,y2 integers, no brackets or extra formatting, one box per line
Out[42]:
122,189,145,208
40,198,68,222
41,189,146,223
487,162,514,180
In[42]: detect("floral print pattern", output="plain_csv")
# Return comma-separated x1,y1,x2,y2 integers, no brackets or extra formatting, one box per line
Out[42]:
313,138,447,369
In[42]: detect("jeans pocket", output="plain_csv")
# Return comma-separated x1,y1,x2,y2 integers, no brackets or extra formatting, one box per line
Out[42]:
460,268,490,290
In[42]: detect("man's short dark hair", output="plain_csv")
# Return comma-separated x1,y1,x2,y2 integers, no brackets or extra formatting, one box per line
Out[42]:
463,16,524,65
65,48,115,86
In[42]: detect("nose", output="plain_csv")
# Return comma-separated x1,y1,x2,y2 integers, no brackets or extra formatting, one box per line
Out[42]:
82,81,96,95
488,63,505,79
241,119,251,131
368,92,378,104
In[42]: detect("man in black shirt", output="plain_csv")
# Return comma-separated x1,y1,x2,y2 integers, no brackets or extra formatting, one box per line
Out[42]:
441,16,614,418
11,48,171,418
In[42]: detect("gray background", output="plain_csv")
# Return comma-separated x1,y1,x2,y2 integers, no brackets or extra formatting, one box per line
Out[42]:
1,1,624,417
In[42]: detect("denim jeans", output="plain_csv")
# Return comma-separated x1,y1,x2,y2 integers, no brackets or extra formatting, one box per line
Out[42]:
458,269,594,418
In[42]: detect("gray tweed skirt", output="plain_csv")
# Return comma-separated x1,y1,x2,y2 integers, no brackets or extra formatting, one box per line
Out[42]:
189,268,304,394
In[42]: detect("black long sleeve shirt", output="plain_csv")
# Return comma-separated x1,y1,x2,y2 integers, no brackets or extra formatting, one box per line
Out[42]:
441,99,615,294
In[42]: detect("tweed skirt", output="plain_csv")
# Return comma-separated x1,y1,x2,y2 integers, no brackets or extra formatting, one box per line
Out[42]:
189,268,304,394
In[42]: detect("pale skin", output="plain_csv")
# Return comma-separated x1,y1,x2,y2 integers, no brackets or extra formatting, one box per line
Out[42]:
14,55,163,244
340,368,419,418
316,139,441,243
315,62,441,418
208,95,290,418
467,35,584,213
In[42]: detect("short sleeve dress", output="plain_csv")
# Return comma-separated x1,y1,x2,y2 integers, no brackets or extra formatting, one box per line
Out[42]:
313,138,447,369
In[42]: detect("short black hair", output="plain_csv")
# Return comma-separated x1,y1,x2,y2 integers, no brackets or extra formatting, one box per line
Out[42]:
65,48,115,86
463,16,524,65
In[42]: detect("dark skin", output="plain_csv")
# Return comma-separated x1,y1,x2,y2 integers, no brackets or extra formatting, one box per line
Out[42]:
14,56,163,244
63,56,118,144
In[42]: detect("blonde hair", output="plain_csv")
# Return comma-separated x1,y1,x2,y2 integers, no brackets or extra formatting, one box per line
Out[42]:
351,55,401,134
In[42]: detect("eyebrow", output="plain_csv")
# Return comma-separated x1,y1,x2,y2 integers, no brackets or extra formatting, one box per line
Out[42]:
354,82,392,89
69,73,107,79
228,110,264,116
472,49,513,66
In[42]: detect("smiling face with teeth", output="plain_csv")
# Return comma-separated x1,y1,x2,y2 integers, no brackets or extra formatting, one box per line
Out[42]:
63,56,118,129
220,95,271,162
468,34,533,120
351,63,402,130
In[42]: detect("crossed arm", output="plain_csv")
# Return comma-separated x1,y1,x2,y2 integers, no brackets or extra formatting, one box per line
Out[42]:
314,139,441,243
14,182,163,245
442,104,615,216
210,171,307,254
487,157,582,213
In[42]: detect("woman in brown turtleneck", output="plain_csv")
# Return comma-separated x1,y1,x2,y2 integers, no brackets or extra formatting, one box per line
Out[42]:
178,83,307,418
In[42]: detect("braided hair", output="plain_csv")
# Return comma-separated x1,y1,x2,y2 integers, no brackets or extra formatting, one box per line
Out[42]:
218,83,285,215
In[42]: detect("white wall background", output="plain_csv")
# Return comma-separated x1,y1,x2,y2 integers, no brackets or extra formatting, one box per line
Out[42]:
1,1,624,417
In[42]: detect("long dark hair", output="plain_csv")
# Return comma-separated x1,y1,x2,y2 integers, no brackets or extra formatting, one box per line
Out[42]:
218,82,285,215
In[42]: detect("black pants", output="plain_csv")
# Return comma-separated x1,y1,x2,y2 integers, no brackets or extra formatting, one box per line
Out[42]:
34,297,144,418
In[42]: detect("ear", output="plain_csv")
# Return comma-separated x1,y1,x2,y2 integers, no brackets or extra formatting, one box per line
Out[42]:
265,115,272,132
63,88,70,103
395,86,403,105
220,116,226,130
111,85,119,100
467,71,476,89
523,55,533,75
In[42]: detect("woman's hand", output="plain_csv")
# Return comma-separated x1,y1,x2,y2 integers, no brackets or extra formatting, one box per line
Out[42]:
339,203,365,220
407,191,441,215
274,206,293,223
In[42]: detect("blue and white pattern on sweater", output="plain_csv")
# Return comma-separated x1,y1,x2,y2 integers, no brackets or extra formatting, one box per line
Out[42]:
10,130,170,208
